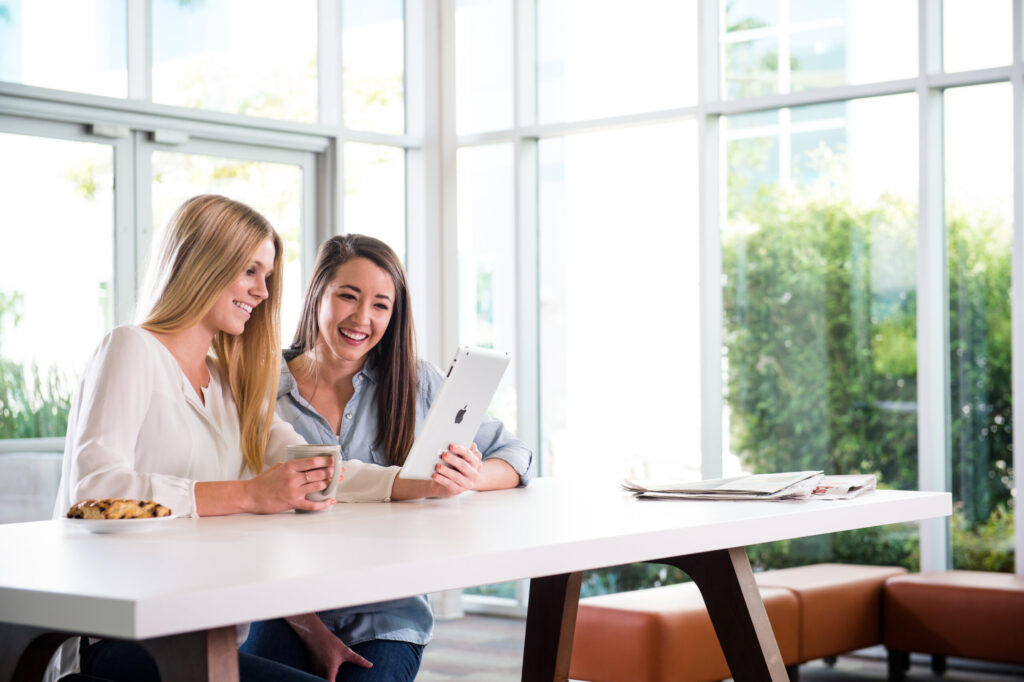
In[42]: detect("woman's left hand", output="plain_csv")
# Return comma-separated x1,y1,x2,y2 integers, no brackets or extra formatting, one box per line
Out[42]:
430,442,483,497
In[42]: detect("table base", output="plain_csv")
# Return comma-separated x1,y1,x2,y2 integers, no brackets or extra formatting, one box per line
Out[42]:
522,546,789,682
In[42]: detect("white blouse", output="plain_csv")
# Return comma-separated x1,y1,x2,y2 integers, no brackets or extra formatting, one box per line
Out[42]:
53,325,396,520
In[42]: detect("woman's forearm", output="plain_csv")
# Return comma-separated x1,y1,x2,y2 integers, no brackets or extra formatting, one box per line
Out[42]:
194,480,253,516
474,457,519,491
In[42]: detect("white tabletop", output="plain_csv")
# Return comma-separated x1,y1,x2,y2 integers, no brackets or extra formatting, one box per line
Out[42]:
0,477,950,641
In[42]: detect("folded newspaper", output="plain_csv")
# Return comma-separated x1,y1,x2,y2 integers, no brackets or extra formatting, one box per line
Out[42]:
622,471,876,501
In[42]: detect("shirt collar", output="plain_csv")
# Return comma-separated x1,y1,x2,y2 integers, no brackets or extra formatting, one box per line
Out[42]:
278,350,378,399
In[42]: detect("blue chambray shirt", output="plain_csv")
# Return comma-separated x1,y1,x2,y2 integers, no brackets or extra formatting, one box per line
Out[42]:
276,350,535,646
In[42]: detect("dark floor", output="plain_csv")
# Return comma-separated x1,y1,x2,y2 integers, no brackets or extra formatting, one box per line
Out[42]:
418,614,1024,682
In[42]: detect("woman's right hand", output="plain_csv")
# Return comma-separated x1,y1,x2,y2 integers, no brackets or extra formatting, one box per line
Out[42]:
244,456,339,513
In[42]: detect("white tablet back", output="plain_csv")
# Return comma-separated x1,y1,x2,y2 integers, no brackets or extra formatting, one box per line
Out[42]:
400,346,511,480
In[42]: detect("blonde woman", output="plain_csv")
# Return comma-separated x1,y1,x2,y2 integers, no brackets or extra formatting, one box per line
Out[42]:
52,195,332,682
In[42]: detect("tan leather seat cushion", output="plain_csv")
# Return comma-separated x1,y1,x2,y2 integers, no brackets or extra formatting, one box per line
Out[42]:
884,570,1024,664
569,582,799,682
754,562,907,661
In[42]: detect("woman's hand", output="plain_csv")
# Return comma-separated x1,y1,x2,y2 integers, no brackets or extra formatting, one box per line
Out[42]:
244,456,339,513
285,614,372,679
391,443,483,500
310,636,373,679
429,442,483,497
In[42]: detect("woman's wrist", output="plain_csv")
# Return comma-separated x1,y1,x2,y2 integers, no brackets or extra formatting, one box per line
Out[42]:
195,479,254,516
390,475,433,500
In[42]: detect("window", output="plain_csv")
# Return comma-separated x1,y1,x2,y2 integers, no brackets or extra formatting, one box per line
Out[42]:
539,123,701,481
149,146,311,341
0,126,117,441
152,0,318,122
944,83,1014,570
342,0,405,134
0,0,127,98
723,0,917,98
724,94,921,567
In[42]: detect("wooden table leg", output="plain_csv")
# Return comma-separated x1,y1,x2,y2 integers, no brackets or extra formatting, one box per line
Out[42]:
521,571,582,682
651,547,788,682
140,625,239,682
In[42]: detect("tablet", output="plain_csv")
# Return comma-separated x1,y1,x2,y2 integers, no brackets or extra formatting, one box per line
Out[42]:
399,345,511,480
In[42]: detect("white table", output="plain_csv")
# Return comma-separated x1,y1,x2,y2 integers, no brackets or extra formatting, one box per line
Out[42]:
0,477,951,682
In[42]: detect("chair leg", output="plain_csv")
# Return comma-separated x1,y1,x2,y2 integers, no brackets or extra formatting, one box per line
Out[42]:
887,650,909,682
931,654,947,676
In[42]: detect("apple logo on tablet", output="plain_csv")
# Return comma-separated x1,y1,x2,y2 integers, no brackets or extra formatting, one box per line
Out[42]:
454,405,468,424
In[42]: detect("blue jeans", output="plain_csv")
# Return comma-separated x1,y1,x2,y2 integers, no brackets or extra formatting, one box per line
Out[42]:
241,618,424,682
77,637,325,682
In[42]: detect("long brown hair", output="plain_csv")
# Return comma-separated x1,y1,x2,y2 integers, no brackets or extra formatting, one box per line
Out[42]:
291,235,418,465
141,194,283,474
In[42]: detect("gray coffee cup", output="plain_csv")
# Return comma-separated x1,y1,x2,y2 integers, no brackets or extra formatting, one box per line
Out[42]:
287,444,341,507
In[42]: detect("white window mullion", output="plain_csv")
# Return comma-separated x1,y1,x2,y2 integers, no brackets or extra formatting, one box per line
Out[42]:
514,0,540,464
317,0,342,248
1011,0,1024,575
917,0,952,572
700,0,723,479
126,0,151,101
113,134,135,325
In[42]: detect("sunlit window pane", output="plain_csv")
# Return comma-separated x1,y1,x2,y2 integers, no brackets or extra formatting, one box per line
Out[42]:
539,122,700,482
152,0,317,123
945,83,1014,572
0,133,115,439
456,144,517,431
724,94,919,568
943,0,1012,73
723,0,917,99
538,0,696,123
342,0,404,134
343,143,406,262
0,0,126,98
150,152,304,343
455,0,514,134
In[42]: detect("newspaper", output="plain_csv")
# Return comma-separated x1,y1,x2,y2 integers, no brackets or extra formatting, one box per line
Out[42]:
623,472,876,501
808,474,876,500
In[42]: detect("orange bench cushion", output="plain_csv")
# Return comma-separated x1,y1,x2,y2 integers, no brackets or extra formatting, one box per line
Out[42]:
884,570,1024,665
569,582,799,682
754,562,907,661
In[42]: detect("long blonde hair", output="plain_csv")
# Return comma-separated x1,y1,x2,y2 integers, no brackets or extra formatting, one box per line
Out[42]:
141,194,283,474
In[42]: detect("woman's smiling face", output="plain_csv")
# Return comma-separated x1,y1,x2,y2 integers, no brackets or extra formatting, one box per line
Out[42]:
317,257,395,367
201,237,275,337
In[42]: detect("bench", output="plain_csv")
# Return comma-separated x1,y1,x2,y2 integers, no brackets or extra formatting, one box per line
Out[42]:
754,563,907,664
569,563,906,681
568,581,800,682
883,570,1024,680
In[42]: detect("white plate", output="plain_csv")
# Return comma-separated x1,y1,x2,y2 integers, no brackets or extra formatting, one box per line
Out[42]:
62,516,177,534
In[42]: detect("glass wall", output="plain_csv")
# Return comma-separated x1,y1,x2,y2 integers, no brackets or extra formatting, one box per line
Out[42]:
451,0,1022,590
152,0,318,122
538,123,701,482
0,0,127,98
0,132,115,440
724,94,921,568
944,83,1014,570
